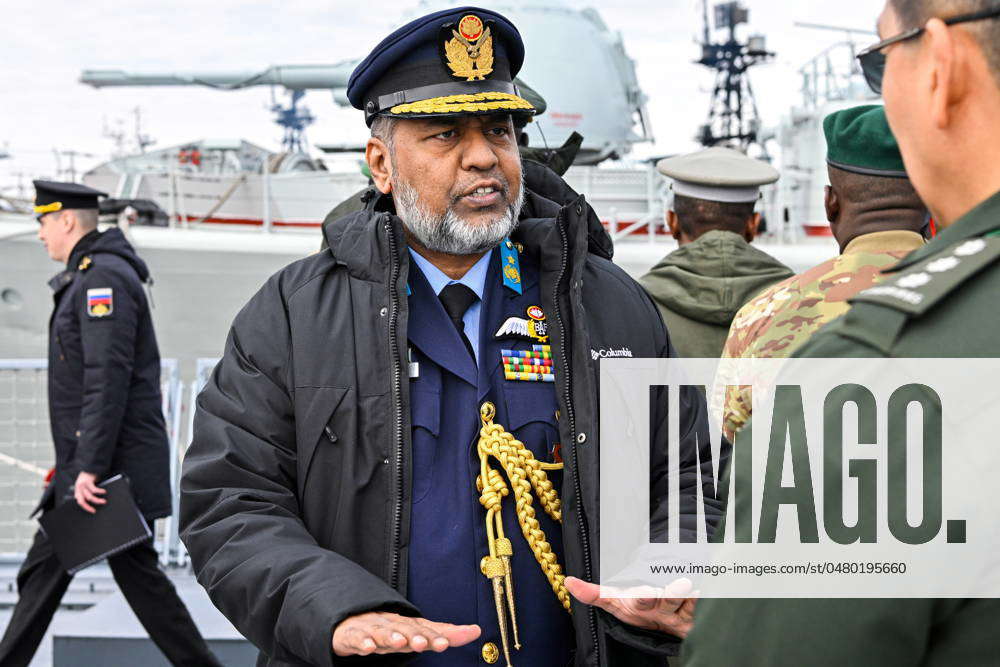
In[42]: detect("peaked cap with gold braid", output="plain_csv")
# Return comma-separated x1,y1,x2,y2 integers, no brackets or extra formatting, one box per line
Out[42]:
33,180,107,221
347,6,536,126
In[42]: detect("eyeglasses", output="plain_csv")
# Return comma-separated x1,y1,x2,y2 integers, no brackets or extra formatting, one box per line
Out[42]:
856,5,1000,94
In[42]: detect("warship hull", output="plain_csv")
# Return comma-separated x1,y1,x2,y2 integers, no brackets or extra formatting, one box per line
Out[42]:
0,212,836,371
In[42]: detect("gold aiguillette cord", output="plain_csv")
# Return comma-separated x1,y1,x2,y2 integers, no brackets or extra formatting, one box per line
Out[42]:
476,402,571,666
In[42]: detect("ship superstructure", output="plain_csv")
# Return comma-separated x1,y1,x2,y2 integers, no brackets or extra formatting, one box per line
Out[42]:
769,23,880,236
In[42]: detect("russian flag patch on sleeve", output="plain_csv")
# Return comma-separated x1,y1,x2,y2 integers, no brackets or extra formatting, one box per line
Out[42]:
86,287,113,317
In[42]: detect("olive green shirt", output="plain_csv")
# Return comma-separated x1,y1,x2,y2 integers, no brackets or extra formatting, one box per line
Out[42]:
682,190,1000,667
640,230,793,359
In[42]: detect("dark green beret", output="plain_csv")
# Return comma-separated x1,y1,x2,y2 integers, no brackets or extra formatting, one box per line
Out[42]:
824,104,907,178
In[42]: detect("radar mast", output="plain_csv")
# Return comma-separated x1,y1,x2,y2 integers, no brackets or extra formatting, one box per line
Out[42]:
696,1,773,156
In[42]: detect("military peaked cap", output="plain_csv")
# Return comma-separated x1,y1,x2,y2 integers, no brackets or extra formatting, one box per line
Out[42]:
347,7,536,126
657,147,779,204
33,180,107,219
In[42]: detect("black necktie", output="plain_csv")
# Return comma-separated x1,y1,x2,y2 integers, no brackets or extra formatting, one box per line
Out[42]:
438,283,478,360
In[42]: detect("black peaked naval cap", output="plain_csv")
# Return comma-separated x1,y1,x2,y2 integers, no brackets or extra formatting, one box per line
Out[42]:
347,6,536,126
33,180,108,218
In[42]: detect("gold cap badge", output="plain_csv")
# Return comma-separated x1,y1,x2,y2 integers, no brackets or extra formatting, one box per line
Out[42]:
444,14,493,81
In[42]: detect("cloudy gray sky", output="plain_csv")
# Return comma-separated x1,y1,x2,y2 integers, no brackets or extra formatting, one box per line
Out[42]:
0,0,881,195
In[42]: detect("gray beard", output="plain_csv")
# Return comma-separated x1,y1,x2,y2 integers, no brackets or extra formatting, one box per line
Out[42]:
392,174,524,256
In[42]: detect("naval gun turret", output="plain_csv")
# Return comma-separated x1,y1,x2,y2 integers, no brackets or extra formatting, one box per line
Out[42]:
80,2,653,164
82,64,357,154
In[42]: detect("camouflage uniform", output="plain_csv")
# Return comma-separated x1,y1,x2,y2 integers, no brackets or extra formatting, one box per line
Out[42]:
724,230,925,359
720,229,925,437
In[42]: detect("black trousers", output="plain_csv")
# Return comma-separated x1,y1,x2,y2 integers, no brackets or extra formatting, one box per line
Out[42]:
0,529,222,667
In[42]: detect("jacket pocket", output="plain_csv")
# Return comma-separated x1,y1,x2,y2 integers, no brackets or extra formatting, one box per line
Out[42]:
502,382,561,465
295,386,352,496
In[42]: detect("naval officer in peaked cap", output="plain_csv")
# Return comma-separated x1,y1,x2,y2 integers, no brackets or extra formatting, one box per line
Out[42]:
0,181,222,666
181,6,718,666
641,147,793,358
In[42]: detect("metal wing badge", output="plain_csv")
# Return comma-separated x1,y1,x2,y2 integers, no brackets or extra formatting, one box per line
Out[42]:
445,34,475,80
476,30,493,76
495,316,531,339
494,309,549,343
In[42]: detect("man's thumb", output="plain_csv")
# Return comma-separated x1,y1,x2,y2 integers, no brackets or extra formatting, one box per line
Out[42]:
564,576,600,604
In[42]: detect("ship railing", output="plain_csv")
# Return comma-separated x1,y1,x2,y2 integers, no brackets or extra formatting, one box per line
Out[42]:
562,164,668,243
0,358,184,567
797,40,878,109
108,163,671,237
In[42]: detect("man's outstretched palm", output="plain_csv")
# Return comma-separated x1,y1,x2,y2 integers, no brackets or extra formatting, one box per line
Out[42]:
332,611,481,656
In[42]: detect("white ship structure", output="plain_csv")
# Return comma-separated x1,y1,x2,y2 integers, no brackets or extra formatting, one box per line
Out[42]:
83,138,367,229
1,2,881,373
0,2,879,585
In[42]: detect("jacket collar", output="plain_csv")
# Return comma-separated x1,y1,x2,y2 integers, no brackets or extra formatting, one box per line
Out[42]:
48,229,101,294
66,229,100,271
322,201,401,284
842,230,925,256
888,188,1000,272
47,269,75,295
322,187,605,291
322,154,614,272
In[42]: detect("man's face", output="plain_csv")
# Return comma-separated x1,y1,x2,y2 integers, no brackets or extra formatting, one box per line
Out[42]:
877,2,933,199
37,211,72,263
381,114,523,255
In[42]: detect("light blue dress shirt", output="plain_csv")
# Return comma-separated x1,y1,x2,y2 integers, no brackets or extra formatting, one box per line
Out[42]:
408,248,491,364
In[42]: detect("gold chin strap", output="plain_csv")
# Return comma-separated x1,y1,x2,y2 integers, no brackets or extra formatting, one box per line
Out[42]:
476,401,570,666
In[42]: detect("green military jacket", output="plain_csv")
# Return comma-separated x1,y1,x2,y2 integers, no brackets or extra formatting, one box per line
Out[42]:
682,190,1000,667
640,230,793,358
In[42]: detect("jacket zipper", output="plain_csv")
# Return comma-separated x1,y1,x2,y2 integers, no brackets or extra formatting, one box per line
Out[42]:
553,209,600,663
385,214,406,590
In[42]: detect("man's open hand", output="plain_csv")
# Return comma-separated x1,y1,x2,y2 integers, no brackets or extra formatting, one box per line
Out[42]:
565,576,697,639
73,471,106,514
332,611,480,656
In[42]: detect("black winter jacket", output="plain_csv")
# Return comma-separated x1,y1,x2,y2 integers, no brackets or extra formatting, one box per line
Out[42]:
38,228,171,521
180,170,720,666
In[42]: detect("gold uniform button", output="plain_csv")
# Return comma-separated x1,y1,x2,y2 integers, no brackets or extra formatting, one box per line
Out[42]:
481,641,499,664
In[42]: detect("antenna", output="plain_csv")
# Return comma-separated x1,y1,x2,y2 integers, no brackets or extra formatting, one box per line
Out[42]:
702,0,711,48
132,107,156,153
13,171,28,199
695,1,774,157
269,88,315,154
794,22,877,37
103,116,127,158
52,149,96,183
